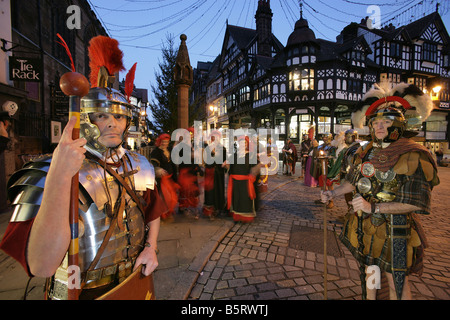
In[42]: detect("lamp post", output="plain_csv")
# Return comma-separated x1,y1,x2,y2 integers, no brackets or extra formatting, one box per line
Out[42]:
318,149,328,300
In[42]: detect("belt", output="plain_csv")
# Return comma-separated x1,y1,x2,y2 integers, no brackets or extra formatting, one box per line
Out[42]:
83,256,138,289
48,256,139,300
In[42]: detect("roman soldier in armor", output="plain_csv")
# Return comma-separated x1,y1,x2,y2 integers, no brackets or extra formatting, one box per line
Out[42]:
320,82,439,300
340,129,361,178
0,36,166,300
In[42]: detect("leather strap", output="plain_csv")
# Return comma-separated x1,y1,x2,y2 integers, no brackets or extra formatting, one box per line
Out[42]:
100,157,146,214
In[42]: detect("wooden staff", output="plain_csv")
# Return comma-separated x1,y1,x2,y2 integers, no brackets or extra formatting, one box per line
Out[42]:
318,150,328,300
353,193,367,300
59,62,90,301
57,33,90,299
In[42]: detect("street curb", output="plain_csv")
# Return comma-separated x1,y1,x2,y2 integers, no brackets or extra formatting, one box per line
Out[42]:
168,219,235,300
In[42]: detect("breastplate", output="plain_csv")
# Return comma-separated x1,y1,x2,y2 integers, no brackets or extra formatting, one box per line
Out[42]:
352,148,400,203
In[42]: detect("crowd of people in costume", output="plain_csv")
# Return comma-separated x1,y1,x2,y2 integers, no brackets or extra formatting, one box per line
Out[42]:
0,22,441,302
150,130,264,223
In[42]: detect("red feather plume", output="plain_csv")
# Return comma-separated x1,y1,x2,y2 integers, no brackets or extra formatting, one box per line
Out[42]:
88,36,125,88
56,33,75,72
125,62,137,102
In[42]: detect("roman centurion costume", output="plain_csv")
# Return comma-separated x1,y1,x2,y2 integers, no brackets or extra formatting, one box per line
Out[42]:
0,36,165,300
340,82,439,299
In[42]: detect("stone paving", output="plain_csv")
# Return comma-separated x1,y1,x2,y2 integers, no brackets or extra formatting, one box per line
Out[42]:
189,166,450,300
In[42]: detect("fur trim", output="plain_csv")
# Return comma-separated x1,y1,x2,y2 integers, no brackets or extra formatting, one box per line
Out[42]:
331,131,346,156
352,82,433,127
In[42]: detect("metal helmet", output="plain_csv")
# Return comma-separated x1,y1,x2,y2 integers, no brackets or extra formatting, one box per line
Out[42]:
366,105,407,143
344,128,358,144
352,82,434,145
322,133,333,143
80,36,136,158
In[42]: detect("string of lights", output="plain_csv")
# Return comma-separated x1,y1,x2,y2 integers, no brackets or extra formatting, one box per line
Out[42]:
92,0,448,60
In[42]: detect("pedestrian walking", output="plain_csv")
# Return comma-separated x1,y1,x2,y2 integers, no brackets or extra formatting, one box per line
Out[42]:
177,127,202,220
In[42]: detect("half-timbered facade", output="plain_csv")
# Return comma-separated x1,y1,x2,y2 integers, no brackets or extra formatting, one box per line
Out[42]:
197,1,449,151
343,12,450,149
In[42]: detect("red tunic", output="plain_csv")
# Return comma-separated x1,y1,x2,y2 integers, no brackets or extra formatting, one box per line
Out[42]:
0,188,165,277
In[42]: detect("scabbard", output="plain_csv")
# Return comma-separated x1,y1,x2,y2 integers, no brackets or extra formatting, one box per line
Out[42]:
390,213,409,300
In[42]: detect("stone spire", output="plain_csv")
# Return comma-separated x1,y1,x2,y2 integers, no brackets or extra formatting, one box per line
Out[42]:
174,34,193,129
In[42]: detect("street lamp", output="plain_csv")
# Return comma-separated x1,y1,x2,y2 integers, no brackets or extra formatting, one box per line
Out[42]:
209,105,218,132
431,85,441,101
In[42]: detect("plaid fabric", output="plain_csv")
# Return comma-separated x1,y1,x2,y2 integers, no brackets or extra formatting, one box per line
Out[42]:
392,162,432,215
339,147,433,275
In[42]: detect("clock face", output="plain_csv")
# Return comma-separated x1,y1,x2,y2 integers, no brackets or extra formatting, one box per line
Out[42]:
2,101,18,116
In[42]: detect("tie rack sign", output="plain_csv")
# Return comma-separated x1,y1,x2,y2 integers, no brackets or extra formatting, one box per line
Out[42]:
9,57,42,82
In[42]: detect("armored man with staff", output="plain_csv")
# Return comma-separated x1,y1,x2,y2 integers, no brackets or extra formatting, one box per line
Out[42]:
0,36,165,299
321,82,439,300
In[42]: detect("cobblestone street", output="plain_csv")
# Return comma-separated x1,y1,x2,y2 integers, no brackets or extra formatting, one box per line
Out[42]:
189,166,450,300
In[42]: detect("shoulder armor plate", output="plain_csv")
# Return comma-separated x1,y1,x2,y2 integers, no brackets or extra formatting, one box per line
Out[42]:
7,156,51,222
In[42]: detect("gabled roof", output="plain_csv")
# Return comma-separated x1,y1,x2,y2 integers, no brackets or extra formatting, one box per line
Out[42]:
219,23,284,70
206,55,222,85
381,26,412,42
403,11,450,45
227,25,257,50
346,12,449,45
336,36,372,55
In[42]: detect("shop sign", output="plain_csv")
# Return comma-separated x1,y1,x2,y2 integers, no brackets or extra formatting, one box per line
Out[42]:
9,57,42,82
439,102,449,109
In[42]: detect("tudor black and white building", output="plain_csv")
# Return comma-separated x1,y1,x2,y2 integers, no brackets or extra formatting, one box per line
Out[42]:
195,0,449,154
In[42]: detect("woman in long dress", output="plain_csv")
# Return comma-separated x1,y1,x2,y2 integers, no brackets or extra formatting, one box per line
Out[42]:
203,132,227,218
225,136,262,223
304,139,319,187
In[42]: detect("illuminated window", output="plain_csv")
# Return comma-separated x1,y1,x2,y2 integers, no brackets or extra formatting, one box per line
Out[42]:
290,69,314,91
